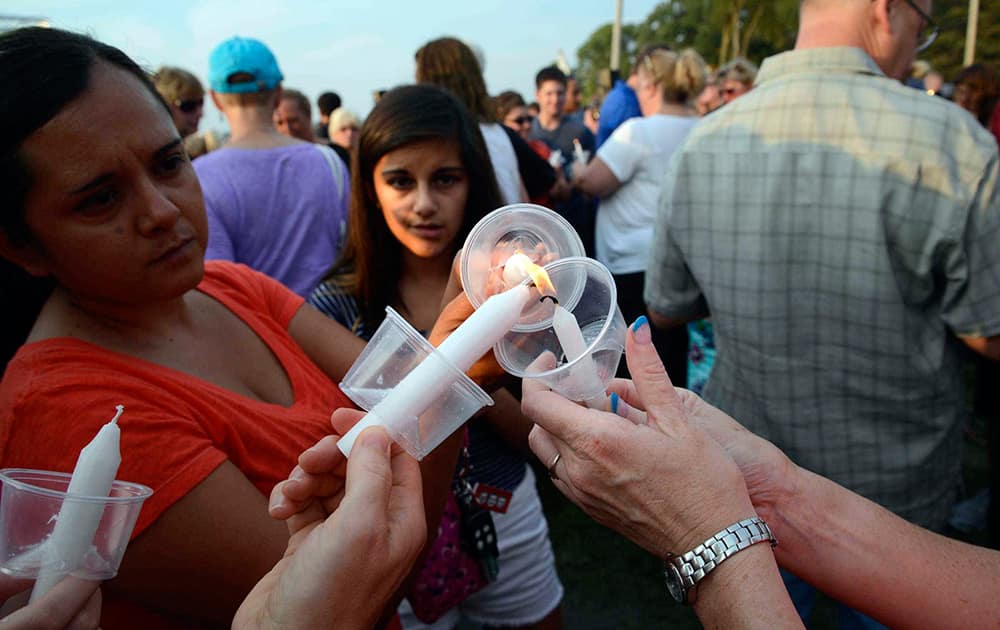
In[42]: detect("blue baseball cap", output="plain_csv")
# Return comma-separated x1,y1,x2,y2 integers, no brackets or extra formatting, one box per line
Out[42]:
208,36,283,94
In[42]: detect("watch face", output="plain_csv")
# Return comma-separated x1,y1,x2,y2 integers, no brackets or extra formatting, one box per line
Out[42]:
664,563,686,603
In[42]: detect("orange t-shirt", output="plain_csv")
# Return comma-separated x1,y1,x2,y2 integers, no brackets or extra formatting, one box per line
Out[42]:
0,261,360,628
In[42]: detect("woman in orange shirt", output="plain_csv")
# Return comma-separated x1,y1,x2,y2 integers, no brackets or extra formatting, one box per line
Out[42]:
0,27,464,628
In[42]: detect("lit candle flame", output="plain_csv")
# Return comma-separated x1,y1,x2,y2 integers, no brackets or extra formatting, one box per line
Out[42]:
526,264,557,301
504,252,557,300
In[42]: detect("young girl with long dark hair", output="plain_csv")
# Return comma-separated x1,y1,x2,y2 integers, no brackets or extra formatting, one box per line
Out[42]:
310,84,563,630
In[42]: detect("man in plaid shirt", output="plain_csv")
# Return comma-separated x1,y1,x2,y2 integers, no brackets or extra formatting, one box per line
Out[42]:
645,1,1000,626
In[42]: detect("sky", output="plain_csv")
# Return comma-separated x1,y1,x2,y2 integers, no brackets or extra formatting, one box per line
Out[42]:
3,0,662,134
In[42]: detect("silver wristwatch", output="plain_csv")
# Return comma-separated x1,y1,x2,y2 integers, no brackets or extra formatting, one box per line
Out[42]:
664,516,776,604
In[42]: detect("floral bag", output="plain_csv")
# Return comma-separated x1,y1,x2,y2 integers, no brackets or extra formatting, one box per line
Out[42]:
406,432,499,622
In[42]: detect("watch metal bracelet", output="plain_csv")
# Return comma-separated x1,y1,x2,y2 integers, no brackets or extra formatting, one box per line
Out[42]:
665,516,776,604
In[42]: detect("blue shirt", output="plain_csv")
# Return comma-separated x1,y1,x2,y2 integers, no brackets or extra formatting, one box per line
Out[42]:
596,80,641,148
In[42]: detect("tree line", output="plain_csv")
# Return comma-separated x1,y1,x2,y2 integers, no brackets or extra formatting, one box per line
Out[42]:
575,0,999,98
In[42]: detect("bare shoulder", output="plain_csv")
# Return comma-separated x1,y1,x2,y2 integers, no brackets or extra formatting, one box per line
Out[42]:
23,288,95,345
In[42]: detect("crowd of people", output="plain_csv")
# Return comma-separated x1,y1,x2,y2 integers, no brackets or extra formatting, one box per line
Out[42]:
0,0,999,628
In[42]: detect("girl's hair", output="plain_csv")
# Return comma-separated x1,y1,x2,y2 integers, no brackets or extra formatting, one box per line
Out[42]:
493,90,527,121
415,37,496,122
327,84,501,328
954,64,1000,127
0,27,169,375
639,48,709,105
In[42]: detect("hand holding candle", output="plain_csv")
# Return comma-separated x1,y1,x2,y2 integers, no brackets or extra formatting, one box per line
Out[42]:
30,406,123,602
338,203,621,459
338,283,532,458
493,257,626,407
572,138,587,164
551,304,609,409
498,253,609,408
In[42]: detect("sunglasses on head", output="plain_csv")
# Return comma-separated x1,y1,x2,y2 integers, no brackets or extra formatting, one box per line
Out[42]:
175,98,203,113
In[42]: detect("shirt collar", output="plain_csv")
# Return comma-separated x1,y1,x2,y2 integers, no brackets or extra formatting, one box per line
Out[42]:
756,47,887,87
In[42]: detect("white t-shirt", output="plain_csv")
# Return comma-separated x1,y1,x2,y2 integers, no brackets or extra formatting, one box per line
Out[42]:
595,114,699,274
479,122,524,206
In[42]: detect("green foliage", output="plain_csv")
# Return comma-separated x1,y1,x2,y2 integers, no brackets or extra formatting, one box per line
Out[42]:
632,1,718,64
576,22,638,96
706,0,798,65
923,0,1000,81
574,0,799,100
574,0,999,101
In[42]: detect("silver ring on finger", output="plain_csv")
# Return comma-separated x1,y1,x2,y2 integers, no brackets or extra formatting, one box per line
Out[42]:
548,452,562,481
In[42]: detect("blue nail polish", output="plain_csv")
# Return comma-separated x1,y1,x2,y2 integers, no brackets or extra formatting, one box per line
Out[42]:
610,392,620,414
631,315,648,333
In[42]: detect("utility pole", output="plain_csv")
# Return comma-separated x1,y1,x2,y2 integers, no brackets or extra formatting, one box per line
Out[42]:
611,0,623,74
964,0,979,66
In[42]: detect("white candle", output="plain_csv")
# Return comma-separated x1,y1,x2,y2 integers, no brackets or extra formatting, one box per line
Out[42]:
339,284,531,456
30,406,123,602
435,283,531,369
502,252,535,287
552,305,588,359
552,305,608,409
499,253,607,408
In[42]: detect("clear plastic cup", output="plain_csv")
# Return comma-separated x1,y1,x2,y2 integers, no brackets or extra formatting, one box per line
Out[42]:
494,257,626,406
0,469,152,580
339,307,494,460
460,203,586,328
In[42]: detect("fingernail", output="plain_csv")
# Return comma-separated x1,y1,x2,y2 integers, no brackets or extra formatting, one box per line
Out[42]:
360,426,390,452
631,316,651,344
269,486,287,512
618,400,632,418
610,392,619,414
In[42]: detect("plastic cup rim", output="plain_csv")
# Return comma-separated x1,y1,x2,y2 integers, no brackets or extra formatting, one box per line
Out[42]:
0,468,153,504
497,256,622,378
380,307,492,408
460,203,585,310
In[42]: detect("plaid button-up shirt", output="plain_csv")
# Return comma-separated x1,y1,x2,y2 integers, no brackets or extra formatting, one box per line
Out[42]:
646,47,1000,529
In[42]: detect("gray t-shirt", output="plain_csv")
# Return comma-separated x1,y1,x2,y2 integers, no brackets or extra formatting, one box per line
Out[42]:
529,116,595,178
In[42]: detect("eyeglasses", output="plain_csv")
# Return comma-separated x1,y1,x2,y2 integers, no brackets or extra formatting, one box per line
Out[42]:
508,116,534,126
902,0,939,53
175,98,203,114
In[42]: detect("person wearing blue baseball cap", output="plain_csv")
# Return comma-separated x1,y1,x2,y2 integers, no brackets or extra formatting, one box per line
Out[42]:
195,36,350,298
208,36,284,94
